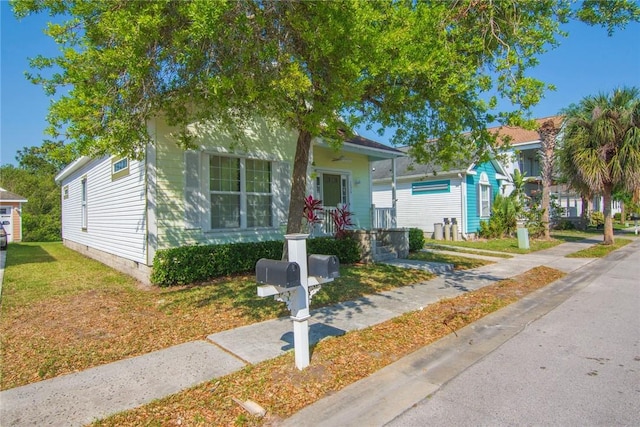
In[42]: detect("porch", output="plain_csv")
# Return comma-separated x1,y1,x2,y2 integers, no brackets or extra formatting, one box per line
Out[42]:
313,205,405,263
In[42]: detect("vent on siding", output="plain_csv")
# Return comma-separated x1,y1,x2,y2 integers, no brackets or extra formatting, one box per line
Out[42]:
412,180,450,195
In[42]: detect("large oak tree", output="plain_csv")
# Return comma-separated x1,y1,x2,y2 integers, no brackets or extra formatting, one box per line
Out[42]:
11,0,640,233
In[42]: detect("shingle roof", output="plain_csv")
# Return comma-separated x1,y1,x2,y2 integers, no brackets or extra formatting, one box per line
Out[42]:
490,116,564,146
372,147,472,180
344,135,404,155
0,188,28,202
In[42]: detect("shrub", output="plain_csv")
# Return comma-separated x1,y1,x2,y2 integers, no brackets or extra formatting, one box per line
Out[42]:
307,236,361,264
553,219,576,230
151,236,361,286
590,211,605,228
151,240,283,286
330,204,355,239
408,228,425,252
478,194,518,239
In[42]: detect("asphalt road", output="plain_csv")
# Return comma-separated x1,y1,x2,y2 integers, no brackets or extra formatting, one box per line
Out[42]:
387,241,640,426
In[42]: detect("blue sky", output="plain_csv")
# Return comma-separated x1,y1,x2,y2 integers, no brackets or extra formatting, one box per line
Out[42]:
1,2,639,167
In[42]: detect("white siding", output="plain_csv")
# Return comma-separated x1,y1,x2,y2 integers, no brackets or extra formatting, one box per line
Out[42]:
373,177,463,232
60,156,147,264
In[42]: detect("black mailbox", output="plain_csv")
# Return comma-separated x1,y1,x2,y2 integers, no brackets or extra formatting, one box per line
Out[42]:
308,254,340,279
256,259,301,288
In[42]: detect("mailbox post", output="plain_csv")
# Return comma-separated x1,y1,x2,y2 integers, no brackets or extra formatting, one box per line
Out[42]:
256,233,339,370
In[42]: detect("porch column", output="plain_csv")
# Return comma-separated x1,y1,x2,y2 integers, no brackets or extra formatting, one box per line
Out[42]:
391,157,397,228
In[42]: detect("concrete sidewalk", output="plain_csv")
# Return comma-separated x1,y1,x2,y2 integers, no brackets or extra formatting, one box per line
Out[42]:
0,239,608,426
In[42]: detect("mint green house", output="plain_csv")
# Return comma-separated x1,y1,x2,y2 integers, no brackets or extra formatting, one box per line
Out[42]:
55,117,403,284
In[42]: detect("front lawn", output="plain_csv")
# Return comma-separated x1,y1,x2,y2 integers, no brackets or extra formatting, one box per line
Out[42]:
0,242,434,390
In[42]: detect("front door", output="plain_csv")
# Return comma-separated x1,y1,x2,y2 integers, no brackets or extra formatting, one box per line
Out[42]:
317,173,349,208
0,206,13,242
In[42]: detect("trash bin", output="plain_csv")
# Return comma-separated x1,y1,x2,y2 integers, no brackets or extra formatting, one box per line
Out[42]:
434,223,444,240
517,227,529,249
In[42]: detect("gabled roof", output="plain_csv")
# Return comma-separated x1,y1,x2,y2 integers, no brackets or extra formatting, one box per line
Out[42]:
0,188,28,203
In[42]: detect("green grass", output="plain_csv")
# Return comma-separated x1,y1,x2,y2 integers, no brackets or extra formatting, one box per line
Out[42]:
407,251,494,269
422,236,566,254
565,238,633,258
0,242,138,309
423,244,513,258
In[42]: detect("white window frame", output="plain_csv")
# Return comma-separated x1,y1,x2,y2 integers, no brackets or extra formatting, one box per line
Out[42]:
479,172,491,218
205,154,275,231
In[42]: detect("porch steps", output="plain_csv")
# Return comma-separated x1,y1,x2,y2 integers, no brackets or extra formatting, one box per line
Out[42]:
374,245,398,262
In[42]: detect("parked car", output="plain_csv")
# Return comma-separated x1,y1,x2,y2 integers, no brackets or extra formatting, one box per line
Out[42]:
0,224,7,250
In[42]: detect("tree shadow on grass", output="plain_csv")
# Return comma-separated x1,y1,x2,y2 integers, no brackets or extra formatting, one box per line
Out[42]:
4,243,56,266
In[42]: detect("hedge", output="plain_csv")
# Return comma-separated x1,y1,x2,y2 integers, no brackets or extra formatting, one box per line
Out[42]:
151,236,361,286
307,236,361,265
151,241,283,286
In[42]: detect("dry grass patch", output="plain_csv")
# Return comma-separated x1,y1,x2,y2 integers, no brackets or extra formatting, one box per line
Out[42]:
93,266,564,427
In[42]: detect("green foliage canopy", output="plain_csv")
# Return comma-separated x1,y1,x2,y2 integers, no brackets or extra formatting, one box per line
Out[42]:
10,0,640,234
12,0,635,158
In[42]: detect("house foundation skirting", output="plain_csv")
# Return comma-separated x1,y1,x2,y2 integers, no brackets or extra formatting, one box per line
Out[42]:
63,239,152,285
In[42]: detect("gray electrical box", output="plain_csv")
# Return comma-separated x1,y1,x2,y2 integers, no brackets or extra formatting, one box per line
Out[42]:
308,254,340,279
256,259,301,288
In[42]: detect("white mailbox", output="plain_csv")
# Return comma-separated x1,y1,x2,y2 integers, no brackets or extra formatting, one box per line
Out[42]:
256,234,340,370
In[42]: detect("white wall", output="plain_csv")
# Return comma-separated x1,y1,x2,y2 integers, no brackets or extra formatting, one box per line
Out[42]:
373,177,463,232
60,156,148,264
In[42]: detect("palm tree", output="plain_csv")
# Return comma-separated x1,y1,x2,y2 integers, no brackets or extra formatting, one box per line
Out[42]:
558,87,640,244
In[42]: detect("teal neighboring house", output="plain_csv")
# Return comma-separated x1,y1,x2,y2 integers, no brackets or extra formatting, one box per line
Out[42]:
371,147,510,238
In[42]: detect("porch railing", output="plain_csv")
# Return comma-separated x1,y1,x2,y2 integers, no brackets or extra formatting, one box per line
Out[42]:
372,205,396,229
321,207,337,235
312,206,397,235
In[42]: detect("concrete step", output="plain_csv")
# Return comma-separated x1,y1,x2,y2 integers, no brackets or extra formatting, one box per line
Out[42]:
374,246,398,262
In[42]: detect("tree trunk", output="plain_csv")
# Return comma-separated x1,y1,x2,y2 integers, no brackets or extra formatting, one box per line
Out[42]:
286,128,313,235
580,195,589,230
602,184,615,245
620,201,626,224
281,129,313,259
537,119,559,241
541,181,551,240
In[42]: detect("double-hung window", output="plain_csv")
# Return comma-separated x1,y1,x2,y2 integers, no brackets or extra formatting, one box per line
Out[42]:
478,172,492,218
209,155,272,229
